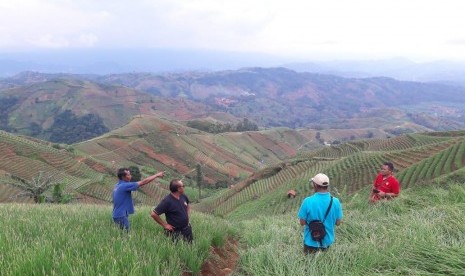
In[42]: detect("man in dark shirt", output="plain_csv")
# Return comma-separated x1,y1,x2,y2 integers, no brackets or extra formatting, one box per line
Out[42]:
112,168,165,230
151,179,193,242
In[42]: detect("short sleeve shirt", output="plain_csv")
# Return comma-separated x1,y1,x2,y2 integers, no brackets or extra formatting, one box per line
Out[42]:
112,180,139,218
154,194,190,230
373,174,400,201
298,192,343,248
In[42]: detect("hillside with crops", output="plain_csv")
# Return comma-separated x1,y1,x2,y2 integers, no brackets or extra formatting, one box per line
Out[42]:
0,115,320,203
1,115,465,208
1,124,465,275
199,131,465,220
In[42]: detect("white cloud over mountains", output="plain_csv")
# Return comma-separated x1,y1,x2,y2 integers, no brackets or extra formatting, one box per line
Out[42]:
1,0,465,61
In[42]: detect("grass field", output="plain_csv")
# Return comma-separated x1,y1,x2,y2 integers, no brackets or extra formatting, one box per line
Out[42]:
235,182,465,275
0,205,234,276
2,181,465,275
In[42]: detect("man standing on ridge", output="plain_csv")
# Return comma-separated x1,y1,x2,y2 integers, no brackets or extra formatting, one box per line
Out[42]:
151,179,193,242
298,173,343,254
112,168,165,231
369,162,400,204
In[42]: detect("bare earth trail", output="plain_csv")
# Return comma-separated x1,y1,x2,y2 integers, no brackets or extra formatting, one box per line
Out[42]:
183,238,241,276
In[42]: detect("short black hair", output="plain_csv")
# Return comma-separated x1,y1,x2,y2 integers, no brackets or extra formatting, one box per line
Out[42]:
117,168,129,180
384,162,394,172
169,179,181,193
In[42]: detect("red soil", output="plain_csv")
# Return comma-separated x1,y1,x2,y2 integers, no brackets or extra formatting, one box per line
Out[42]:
183,238,240,276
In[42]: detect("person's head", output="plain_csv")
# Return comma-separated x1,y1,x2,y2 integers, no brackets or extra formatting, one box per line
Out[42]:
381,162,394,176
169,179,185,194
310,173,330,191
117,168,131,181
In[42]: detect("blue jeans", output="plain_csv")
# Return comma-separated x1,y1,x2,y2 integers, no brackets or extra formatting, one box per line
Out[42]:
113,216,130,231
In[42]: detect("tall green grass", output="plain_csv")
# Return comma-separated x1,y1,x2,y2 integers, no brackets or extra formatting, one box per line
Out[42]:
235,183,465,275
0,205,234,275
2,182,465,275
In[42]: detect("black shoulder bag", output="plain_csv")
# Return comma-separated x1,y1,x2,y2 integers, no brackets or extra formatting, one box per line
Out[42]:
307,196,333,248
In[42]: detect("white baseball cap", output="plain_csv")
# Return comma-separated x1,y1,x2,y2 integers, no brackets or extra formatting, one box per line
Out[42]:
311,173,330,186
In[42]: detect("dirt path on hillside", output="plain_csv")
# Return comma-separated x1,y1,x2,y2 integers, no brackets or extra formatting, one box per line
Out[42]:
183,238,240,276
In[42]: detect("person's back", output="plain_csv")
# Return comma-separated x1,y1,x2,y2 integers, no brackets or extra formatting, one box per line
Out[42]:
300,193,342,247
298,173,343,254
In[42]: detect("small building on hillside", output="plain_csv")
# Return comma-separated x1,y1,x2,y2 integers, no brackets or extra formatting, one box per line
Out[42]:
287,189,297,199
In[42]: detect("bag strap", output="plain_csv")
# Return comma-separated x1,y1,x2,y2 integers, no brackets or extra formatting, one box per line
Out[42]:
322,196,333,223
308,196,333,248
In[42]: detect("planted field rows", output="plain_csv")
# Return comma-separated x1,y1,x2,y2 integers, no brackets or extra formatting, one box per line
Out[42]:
303,143,363,159
0,184,32,203
213,134,262,167
225,160,337,219
397,138,465,187
384,138,462,171
212,159,333,217
323,153,386,194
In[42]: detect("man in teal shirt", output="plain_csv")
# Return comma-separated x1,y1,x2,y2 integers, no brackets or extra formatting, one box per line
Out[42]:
298,173,343,254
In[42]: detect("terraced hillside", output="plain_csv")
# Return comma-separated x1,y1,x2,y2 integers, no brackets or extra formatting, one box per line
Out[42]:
200,131,465,219
0,130,112,203
0,129,173,204
75,116,314,186
0,116,315,203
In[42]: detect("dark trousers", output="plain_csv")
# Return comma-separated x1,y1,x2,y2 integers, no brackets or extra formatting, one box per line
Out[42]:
113,216,130,231
304,244,328,255
166,224,193,243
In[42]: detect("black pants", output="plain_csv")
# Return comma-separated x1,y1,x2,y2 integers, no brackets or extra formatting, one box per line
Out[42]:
166,224,193,243
304,244,328,255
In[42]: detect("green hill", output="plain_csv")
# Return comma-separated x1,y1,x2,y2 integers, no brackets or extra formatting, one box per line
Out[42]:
201,131,465,219
1,121,465,275
0,116,318,203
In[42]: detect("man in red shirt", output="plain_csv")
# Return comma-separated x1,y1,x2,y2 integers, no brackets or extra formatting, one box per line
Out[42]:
369,162,400,204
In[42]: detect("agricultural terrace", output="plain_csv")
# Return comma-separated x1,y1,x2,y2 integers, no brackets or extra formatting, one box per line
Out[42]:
0,131,111,202
208,132,465,218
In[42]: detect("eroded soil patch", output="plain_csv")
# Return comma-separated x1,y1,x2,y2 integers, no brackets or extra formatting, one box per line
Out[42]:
183,238,240,276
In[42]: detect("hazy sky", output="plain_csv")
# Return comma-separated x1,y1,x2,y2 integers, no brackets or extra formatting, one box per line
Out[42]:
1,0,465,61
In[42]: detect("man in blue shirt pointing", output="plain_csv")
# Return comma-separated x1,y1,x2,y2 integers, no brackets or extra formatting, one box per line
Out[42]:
112,167,165,231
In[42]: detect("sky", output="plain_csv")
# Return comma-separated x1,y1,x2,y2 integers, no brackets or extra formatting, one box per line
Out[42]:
1,0,465,62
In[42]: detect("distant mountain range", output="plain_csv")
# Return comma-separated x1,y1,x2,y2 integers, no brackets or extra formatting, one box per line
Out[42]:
2,49,465,84
1,68,465,143
284,58,465,84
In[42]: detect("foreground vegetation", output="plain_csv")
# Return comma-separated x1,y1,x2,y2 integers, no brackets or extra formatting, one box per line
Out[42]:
2,180,465,275
0,205,234,275
236,182,465,275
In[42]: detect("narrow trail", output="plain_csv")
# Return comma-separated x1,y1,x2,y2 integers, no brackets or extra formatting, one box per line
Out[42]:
183,238,241,276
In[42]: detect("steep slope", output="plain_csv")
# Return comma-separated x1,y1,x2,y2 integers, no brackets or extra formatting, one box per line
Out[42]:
201,131,465,219
0,115,320,203
0,77,225,142
74,115,315,186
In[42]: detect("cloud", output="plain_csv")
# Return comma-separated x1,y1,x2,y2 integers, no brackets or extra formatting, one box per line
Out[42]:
27,34,70,48
1,0,465,61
